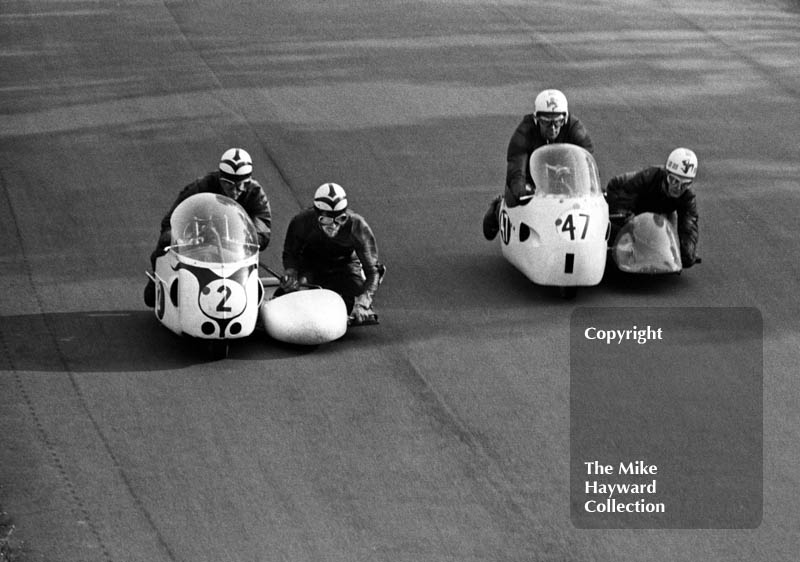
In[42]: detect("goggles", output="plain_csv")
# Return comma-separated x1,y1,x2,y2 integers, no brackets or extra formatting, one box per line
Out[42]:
317,213,348,226
220,177,251,191
666,173,693,191
537,114,566,127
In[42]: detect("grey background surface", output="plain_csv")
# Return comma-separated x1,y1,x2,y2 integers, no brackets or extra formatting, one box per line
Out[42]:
1,0,798,560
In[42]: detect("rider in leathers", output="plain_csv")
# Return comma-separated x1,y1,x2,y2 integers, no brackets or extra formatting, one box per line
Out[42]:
605,147,700,268
483,89,594,240
280,183,383,324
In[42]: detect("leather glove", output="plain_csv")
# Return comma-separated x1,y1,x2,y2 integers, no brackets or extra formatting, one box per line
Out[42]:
350,303,373,324
518,183,536,204
682,254,701,269
279,269,299,291
257,233,269,251
610,210,634,222
350,293,377,325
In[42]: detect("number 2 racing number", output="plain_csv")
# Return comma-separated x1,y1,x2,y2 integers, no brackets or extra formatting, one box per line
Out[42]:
199,279,247,319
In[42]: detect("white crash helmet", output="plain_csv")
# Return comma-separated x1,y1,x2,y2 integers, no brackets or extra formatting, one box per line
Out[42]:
313,182,348,214
534,89,569,121
665,148,698,179
219,148,253,182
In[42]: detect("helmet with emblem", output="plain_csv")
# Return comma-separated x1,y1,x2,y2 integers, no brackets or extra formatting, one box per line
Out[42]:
665,148,698,179
533,89,569,123
313,183,348,215
219,148,253,182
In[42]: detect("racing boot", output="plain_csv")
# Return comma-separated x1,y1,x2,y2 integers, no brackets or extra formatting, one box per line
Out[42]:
482,194,502,240
144,278,155,308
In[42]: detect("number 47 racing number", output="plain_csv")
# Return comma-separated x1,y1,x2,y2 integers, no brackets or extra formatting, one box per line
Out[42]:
557,211,590,241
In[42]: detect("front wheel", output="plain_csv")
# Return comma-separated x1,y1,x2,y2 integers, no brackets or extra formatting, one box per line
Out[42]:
559,286,578,300
208,340,229,360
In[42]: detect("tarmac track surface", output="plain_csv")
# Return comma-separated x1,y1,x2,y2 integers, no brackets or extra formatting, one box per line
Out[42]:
1,0,799,560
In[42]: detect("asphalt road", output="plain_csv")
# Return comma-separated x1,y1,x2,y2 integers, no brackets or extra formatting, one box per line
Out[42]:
1,0,799,560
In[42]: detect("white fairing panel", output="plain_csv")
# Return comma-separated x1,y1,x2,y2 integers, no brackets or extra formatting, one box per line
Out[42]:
260,289,348,345
500,144,608,287
153,193,262,339
612,212,682,274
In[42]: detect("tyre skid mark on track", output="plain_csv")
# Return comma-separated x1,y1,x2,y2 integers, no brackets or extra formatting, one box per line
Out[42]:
654,0,800,98
387,344,570,558
0,170,176,562
487,2,664,149
158,0,302,211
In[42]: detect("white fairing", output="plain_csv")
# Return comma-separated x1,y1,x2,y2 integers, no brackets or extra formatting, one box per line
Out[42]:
153,193,262,339
500,144,608,287
260,289,348,345
612,212,682,274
